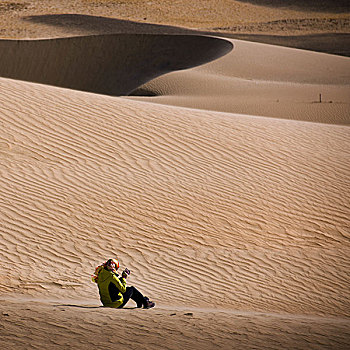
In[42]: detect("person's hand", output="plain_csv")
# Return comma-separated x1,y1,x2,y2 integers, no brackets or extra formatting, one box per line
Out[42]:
122,268,130,279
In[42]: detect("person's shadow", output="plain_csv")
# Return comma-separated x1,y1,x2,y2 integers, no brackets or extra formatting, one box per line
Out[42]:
53,304,137,310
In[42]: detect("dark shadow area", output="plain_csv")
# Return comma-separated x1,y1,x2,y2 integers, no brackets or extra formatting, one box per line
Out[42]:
0,13,347,98
23,14,350,57
235,0,350,13
131,88,158,96
0,32,233,96
53,304,103,309
23,13,197,35
53,304,137,310
223,32,350,57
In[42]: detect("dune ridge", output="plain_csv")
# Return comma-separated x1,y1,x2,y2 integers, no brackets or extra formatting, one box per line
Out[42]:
0,33,232,95
132,38,350,124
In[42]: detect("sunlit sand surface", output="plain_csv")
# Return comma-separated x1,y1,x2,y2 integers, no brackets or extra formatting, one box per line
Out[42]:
0,1,349,349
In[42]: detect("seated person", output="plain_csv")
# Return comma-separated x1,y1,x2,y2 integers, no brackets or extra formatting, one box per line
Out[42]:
92,258,155,309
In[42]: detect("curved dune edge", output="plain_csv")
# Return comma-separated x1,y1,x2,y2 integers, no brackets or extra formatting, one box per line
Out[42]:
131,39,350,124
0,33,233,96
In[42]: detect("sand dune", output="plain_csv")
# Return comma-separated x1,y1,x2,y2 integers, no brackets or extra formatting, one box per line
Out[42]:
0,34,232,95
0,69,349,347
1,75,349,311
132,38,350,124
0,2,350,347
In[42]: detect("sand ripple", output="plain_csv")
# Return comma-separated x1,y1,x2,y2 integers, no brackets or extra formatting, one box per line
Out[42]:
0,77,349,321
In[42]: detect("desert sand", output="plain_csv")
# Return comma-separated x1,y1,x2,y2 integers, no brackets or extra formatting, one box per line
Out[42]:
0,1,350,350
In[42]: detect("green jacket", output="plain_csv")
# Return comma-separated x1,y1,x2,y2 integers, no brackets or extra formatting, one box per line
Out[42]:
97,267,127,308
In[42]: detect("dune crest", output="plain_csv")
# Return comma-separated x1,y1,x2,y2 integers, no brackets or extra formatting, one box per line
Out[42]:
132,39,350,124
0,33,232,96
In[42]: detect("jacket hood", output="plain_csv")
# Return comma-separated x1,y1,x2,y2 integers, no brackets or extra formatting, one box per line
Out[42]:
98,267,114,283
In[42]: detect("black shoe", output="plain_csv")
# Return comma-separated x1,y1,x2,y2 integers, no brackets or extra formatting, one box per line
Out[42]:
143,300,155,309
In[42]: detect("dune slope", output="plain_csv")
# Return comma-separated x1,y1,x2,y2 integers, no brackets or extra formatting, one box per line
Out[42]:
0,34,232,95
132,39,350,124
0,18,349,347
0,76,349,317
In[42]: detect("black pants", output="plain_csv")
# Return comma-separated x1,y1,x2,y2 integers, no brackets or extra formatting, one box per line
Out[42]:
118,286,146,308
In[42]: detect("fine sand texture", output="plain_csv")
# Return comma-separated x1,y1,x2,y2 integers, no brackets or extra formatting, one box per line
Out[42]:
1,1,350,349
0,63,350,348
0,0,349,38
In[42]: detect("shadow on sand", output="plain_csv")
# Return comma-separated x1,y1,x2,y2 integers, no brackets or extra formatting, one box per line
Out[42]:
53,304,137,310
23,14,195,36
23,14,350,57
235,0,350,13
223,32,350,57
0,21,233,96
